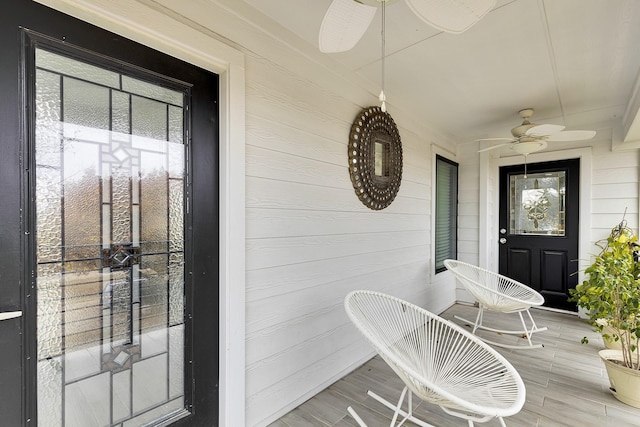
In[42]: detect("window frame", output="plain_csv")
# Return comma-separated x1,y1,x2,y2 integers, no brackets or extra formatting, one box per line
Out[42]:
434,154,459,274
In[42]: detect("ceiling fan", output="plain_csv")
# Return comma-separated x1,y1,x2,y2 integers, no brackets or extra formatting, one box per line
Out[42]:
318,0,496,53
477,108,597,156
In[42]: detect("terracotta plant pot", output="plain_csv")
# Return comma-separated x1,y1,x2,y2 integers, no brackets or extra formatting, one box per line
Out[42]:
600,349,640,408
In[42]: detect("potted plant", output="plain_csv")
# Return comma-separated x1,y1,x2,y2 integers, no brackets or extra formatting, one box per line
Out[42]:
569,219,640,408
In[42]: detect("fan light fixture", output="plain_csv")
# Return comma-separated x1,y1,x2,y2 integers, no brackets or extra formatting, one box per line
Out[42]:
477,108,596,156
509,140,547,156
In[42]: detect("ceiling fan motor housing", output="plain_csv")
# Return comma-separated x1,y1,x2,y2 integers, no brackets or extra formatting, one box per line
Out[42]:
511,122,538,138
511,108,537,137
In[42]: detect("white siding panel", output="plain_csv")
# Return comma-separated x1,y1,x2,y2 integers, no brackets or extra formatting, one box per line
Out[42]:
590,198,638,214
246,176,429,214
246,79,353,143
591,150,639,170
229,24,457,426
246,231,428,270
592,167,638,184
245,341,370,427
246,208,427,239
403,162,431,185
459,202,479,216
458,214,479,230
247,114,345,166
591,214,639,233
456,148,480,295
457,240,478,254
245,261,427,371
458,227,479,241
245,303,355,367
246,247,427,304
246,322,359,399
592,182,638,199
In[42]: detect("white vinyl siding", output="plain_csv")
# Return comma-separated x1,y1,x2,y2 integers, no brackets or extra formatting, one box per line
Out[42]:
242,50,458,426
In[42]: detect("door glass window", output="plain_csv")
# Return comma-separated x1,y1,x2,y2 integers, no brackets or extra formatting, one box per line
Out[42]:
35,47,188,426
509,171,566,236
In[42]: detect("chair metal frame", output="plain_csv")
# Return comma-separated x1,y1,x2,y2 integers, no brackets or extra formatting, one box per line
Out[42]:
444,259,548,349
345,290,526,427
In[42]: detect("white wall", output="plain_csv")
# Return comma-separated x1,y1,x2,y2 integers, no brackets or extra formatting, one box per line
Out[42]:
242,50,456,425
54,1,459,426
590,141,639,238
456,142,482,303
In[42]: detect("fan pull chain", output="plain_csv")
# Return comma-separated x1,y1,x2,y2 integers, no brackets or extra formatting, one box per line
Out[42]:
379,0,387,112
524,155,528,179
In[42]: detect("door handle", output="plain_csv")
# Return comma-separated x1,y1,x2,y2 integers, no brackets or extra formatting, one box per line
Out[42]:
0,311,22,321
499,238,507,244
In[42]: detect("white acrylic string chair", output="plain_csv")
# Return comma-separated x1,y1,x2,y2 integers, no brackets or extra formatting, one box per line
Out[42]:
443,259,547,349
344,290,525,427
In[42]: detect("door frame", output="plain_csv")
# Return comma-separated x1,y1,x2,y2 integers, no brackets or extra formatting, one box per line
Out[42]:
498,158,580,310
35,1,247,425
479,147,592,300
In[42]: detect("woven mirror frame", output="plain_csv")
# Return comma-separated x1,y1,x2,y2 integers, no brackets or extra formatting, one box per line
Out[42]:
348,106,403,210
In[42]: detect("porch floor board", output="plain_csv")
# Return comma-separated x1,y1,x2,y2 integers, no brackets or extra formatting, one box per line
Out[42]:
269,303,640,427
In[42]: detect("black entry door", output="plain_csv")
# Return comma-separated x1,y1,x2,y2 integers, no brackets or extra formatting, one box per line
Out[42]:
499,158,579,311
0,1,219,425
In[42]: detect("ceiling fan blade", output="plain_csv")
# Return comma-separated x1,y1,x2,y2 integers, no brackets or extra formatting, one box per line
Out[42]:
478,142,512,153
319,0,377,53
405,0,496,34
475,137,515,142
525,123,565,136
547,130,596,142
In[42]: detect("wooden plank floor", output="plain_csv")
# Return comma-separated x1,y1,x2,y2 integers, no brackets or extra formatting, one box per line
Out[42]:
268,303,640,427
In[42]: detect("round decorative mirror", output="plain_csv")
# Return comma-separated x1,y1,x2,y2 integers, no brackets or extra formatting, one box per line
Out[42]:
348,106,403,210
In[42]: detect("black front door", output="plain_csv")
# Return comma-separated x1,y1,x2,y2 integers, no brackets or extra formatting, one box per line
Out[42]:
0,1,219,425
499,158,580,311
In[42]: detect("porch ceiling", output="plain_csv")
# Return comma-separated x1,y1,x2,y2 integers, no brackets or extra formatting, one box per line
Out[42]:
242,0,640,146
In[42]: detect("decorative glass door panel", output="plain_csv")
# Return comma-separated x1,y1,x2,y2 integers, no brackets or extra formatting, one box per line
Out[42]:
35,47,188,426
509,171,566,236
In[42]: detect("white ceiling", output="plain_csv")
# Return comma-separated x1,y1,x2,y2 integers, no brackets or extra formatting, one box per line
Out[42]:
242,0,640,145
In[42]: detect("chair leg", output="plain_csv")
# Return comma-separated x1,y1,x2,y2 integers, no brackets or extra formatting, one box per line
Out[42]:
352,388,508,427
347,406,368,427
454,304,485,336
389,386,408,427
472,304,484,334
454,306,548,349
366,388,436,427
517,308,549,347
518,310,534,346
